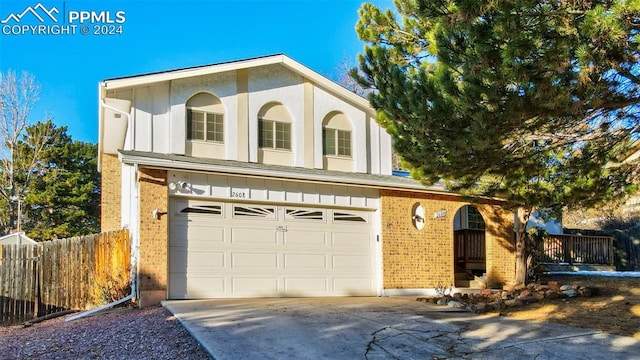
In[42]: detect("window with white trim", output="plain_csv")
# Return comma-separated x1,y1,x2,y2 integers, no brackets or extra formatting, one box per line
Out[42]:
187,109,224,142
259,118,291,150
322,112,352,158
186,92,224,144
257,103,292,151
323,128,351,156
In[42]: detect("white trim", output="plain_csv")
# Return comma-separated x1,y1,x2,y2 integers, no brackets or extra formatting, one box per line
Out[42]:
101,55,374,115
382,288,446,297
374,209,383,296
382,288,485,296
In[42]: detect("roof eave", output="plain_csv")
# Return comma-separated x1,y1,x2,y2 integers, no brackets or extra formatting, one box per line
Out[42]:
118,151,450,194
101,54,376,116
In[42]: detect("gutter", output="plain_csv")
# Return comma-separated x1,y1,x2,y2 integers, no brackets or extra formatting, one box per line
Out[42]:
118,151,452,195
97,95,133,172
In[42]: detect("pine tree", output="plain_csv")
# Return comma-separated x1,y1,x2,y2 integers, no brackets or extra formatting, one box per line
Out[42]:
355,0,640,283
17,121,100,240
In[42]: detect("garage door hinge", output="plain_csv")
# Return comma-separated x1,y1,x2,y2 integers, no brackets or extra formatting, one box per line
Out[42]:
276,226,288,232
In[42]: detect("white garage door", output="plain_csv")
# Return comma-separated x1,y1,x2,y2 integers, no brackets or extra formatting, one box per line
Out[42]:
168,198,377,299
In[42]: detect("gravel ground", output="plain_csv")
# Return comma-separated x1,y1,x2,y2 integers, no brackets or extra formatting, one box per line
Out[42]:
0,305,212,359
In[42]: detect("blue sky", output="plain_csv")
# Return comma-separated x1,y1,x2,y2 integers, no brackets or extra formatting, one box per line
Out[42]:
0,0,392,143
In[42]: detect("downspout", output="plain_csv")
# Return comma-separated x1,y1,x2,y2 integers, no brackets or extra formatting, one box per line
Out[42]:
67,100,137,322
132,163,140,303
66,165,140,321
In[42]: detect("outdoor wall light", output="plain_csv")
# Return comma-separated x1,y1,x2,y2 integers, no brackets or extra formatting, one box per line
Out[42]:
151,208,167,220
168,181,189,192
412,203,425,230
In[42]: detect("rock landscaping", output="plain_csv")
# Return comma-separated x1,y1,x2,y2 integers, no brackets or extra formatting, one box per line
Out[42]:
418,281,601,314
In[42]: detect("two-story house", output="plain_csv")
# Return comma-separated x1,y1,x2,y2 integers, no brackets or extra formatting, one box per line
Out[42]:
98,54,516,306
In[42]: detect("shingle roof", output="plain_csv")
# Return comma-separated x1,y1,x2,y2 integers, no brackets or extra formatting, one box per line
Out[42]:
118,150,451,194
103,53,285,82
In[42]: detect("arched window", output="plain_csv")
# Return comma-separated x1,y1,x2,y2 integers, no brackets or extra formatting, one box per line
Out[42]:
186,92,224,143
322,112,351,157
258,103,291,150
454,205,486,230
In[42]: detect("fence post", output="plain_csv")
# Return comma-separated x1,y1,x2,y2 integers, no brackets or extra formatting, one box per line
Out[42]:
608,237,614,266
562,236,570,264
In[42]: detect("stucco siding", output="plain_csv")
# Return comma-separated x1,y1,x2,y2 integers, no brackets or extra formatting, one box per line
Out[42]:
248,64,305,165
170,71,238,157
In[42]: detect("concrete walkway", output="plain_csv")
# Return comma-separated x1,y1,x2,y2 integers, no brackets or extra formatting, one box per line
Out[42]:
163,297,640,359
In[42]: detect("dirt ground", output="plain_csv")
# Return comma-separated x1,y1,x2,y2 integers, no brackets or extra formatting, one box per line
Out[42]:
498,274,640,340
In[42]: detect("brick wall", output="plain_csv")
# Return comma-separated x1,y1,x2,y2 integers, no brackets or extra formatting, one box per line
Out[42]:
138,168,168,294
380,189,516,289
100,154,121,232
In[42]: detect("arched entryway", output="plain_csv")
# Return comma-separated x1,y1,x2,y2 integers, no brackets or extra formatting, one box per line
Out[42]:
453,205,487,288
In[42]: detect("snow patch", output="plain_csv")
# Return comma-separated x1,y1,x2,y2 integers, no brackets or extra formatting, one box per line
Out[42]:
546,270,640,278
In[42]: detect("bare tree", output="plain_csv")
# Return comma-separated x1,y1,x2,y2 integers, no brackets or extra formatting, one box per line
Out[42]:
0,70,55,233
333,54,372,98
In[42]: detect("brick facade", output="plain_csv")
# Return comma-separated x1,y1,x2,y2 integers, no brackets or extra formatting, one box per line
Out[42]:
138,168,169,300
100,154,121,232
380,189,516,289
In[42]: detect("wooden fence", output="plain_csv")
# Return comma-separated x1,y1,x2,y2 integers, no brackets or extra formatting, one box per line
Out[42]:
0,230,130,326
539,234,614,265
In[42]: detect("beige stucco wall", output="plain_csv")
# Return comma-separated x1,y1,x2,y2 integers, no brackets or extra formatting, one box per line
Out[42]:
380,189,516,289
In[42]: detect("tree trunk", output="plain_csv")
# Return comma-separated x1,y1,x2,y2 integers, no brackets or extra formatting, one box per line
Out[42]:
514,226,527,284
514,208,532,285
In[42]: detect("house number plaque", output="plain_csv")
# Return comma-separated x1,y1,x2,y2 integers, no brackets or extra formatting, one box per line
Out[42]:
231,190,248,199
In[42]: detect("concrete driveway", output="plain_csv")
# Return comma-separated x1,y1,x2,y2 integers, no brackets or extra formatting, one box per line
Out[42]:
163,297,640,359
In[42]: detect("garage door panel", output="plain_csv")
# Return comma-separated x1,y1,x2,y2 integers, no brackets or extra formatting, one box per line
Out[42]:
233,277,278,293
170,251,225,273
333,255,373,270
187,252,225,271
170,224,224,246
284,254,327,268
232,252,278,268
284,278,328,294
187,277,226,298
231,227,277,244
283,230,326,246
333,278,375,295
331,232,371,249
169,198,377,298
189,226,225,243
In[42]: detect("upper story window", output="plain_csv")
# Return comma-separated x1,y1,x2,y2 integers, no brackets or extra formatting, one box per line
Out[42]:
187,110,223,142
258,103,292,151
186,92,224,143
259,119,291,150
323,129,351,156
322,112,352,157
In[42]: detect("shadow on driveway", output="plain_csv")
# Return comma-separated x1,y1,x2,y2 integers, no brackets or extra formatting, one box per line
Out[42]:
163,297,640,360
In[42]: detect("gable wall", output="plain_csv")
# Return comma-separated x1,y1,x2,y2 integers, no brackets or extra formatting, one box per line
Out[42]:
106,64,391,175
